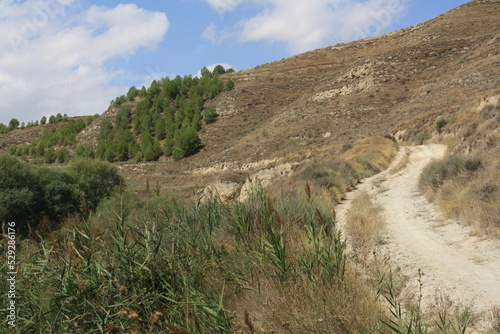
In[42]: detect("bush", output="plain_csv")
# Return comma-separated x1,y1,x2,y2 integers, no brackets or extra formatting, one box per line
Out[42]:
0,155,44,234
225,79,235,91
419,156,464,192
0,155,124,234
34,167,80,222
44,147,56,164
204,107,218,124
436,118,449,133
415,131,431,145
68,158,123,211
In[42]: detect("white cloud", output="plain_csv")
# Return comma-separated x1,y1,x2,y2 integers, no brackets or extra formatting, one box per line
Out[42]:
202,0,407,54
203,0,251,12
0,1,169,124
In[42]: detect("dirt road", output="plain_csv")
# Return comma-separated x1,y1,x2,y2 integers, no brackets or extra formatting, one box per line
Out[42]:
338,145,500,330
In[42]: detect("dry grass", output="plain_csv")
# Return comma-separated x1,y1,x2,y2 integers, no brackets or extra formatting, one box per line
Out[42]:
418,95,500,237
492,306,500,333
346,192,386,250
390,149,410,174
435,156,500,237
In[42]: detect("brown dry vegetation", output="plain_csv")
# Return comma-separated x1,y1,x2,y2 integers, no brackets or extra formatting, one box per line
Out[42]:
346,192,386,249
419,95,500,236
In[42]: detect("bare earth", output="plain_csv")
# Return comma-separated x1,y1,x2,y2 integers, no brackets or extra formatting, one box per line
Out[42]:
338,145,500,331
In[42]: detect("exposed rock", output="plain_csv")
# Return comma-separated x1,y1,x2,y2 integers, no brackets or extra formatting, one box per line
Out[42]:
201,180,241,203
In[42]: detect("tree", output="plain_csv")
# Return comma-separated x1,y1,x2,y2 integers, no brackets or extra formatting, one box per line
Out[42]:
154,117,167,140
56,147,69,163
68,158,123,211
97,119,113,144
173,126,201,161
225,79,235,91
49,115,56,124
8,118,19,130
0,154,44,234
200,67,211,78
164,136,174,157
44,147,56,164
213,65,226,76
141,132,160,161
34,167,80,223
126,86,139,101
41,116,47,124
75,143,85,156
204,107,218,124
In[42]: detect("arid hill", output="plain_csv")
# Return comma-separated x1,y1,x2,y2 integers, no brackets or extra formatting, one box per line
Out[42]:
121,0,500,195
1,0,498,197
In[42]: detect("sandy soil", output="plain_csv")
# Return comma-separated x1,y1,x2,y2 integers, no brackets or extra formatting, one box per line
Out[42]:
338,145,500,332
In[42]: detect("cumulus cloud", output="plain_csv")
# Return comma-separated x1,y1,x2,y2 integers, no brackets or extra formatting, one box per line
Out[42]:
202,0,407,54
0,1,169,124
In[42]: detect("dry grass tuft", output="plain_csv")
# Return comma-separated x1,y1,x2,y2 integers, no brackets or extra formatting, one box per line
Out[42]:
165,324,192,334
492,306,500,333
390,149,410,174
346,192,386,250
420,150,500,237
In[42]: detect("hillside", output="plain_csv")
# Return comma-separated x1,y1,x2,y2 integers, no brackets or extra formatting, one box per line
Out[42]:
102,0,500,196
0,0,498,197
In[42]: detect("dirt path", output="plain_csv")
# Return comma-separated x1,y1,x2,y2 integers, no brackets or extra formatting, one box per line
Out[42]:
337,145,500,330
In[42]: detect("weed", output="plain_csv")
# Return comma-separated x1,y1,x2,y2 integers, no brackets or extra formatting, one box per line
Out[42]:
415,132,431,145
346,192,385,250
492,306,500,332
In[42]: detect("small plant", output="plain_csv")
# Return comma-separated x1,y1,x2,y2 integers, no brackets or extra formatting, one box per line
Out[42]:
419,155,464,193
346,192,385,250
342,143,353,152
436,118,449,133
415,131,431,145
379,282,428,334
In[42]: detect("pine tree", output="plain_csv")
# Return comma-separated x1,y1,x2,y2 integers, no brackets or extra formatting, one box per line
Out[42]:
173,125,201,161
44,147,56,164
57,147,69,163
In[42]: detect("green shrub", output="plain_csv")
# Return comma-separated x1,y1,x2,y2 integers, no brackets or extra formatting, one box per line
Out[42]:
44,147,56,164
173,126,201,161
436,117,449,133
415,131,431,145
225,79,235,91
204,107,218,124
419,155,464,192
0,155,48,234
34,167,80,223
68,158,123,210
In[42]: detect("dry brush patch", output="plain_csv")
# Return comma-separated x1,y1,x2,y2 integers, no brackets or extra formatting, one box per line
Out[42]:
419,149,500,237
346,192,386,250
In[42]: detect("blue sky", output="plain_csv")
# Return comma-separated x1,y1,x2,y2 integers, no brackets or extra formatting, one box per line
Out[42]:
0,0,470,125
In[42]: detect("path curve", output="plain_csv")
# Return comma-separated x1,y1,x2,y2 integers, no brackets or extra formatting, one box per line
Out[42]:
338,145,500,331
